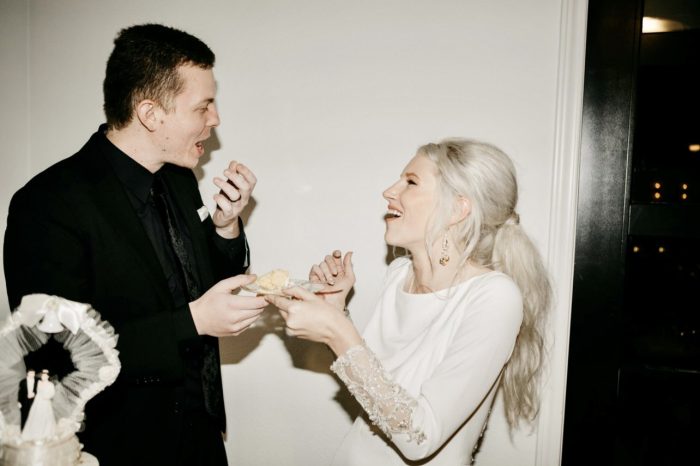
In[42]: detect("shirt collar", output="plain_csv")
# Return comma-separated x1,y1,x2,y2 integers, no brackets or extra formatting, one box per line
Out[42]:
99,124,155,204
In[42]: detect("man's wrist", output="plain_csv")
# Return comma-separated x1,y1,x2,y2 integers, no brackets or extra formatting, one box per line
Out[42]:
175,303,202,340
215,217,241,239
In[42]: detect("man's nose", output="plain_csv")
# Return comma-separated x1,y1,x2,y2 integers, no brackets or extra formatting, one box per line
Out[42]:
209,105,220,127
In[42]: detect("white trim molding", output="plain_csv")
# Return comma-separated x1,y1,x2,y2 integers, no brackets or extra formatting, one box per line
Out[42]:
536,1,589,465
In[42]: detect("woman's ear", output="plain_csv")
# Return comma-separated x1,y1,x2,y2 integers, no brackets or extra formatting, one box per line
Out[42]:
135,99,160,132
450,196,471,225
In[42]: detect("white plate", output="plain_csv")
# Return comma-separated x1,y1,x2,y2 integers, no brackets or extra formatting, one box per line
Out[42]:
242,278,325,296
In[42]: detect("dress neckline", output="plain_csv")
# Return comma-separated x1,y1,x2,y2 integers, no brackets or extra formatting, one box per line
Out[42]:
400,267,500,297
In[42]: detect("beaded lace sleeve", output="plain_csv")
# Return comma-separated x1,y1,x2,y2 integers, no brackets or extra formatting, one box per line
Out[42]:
330,343,426,444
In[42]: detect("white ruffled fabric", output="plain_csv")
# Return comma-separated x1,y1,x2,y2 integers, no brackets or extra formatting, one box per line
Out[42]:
0,294,121,446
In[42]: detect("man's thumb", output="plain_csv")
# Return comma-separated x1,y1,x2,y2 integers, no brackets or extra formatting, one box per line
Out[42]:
214,274,256,292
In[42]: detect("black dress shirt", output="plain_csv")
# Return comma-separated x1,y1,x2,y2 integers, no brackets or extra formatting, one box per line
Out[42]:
101,128,246,411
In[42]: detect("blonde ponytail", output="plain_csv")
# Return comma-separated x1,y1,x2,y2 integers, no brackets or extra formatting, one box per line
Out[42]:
492,221,551,427
420,139,552,428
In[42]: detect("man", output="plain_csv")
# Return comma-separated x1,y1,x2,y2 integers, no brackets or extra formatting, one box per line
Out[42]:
3,24,267,465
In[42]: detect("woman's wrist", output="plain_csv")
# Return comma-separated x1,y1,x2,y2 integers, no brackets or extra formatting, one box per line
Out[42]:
326,312,362,357
327,293,350,313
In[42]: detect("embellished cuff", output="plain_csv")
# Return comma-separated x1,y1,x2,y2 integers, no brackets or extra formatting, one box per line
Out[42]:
330,343,426,444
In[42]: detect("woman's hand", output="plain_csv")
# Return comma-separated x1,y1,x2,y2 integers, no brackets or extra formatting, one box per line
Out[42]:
265,286,362,356
309,250,355,312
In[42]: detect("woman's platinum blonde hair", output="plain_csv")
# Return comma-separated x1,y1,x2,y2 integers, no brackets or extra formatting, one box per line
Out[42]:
418,138,551,429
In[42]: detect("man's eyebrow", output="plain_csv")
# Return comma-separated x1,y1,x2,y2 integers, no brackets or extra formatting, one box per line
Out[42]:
196,98,215,106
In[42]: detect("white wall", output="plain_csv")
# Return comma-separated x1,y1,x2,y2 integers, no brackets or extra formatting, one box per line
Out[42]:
0,0,587,464
0,0,30,317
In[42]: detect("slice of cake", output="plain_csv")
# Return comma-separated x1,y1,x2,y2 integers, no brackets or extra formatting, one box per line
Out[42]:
255,269,290,291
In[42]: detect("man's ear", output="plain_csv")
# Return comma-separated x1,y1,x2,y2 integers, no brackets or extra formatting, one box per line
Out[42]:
450,196,471,225
135,99,161,132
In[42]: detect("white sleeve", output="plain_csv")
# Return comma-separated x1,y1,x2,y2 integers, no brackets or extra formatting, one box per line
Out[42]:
331,276,523,460
331,343,427,444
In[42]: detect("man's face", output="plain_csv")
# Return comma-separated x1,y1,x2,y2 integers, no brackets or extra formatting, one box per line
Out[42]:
155,64,220,169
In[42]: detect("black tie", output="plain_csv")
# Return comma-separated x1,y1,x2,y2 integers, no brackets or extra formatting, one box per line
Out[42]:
151,175,201,300
151,174,224,426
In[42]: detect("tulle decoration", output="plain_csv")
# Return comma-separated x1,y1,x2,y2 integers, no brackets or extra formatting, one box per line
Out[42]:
0,294,121,446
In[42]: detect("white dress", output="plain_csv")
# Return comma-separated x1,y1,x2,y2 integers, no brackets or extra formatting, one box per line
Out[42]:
22,378,57,441
330,257,523,465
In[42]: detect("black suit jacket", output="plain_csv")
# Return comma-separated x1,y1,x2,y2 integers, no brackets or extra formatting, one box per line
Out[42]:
4,128,248,464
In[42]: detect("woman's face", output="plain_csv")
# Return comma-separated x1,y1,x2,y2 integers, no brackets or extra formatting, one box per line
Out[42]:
382,154,439,251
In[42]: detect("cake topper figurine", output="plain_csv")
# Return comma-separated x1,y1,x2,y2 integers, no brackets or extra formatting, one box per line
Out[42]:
21,370,56,441
0,294,120,465
25,370,36,400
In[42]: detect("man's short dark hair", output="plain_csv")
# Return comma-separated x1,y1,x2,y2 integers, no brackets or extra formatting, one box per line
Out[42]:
103,24,215,130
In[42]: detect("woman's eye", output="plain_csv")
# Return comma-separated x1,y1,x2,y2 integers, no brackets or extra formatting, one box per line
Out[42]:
407,179,417,186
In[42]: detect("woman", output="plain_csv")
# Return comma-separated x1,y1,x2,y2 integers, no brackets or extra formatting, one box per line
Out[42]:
267,139,551,465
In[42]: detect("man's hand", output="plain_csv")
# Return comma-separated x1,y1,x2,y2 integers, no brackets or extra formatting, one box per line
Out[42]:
190,274,267,337
212,161,257,239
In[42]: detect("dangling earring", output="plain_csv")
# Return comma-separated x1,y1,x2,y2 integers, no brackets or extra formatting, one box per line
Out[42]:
439,233,450,266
